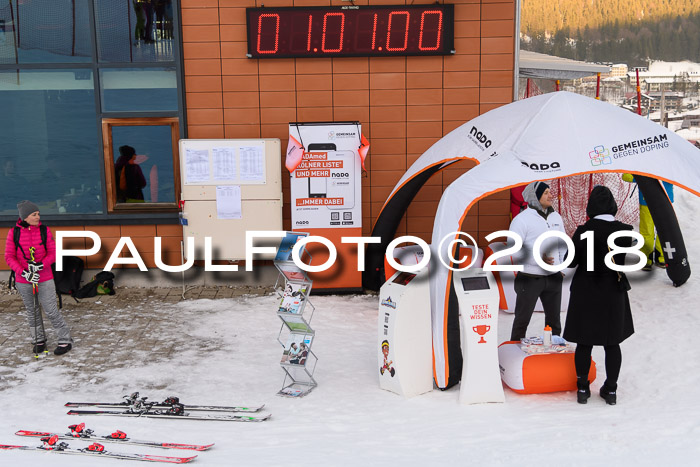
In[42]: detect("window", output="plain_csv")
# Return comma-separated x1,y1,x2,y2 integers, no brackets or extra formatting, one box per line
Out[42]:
100,67,178,112
0,69,101,215
102,118,180,212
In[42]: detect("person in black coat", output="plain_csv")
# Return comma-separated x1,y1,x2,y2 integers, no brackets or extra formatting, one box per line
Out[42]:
563,185,635,406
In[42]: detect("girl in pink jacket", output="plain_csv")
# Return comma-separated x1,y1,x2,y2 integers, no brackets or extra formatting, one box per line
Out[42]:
4,200,73,355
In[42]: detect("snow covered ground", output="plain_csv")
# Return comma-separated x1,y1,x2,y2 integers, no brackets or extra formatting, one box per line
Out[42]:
3,189,700,466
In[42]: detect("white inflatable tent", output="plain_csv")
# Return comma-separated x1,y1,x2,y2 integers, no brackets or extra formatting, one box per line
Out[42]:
365,91,699,389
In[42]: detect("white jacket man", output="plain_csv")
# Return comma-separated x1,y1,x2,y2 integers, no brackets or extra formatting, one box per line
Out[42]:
508,181,566,340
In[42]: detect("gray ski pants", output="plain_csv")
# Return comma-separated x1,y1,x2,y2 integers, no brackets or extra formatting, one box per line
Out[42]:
16,280,73,345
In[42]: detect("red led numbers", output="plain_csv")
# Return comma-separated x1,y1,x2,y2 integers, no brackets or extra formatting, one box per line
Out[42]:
256,13,280,54
247,5,454,58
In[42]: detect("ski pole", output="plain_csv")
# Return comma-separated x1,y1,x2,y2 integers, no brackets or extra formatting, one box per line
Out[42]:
29,247,47,358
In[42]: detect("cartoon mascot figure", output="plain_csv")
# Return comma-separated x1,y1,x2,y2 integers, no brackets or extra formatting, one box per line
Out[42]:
380,340,396,377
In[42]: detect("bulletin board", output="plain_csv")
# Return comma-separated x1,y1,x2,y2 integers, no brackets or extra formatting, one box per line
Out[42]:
178,138,282,260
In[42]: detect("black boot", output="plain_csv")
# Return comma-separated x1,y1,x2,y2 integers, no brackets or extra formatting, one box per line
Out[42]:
32,341,46,354
576,377,591,404
599,383,617,405
54,343,72,356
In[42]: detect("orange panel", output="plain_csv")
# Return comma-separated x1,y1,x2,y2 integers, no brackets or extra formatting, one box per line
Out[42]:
370,73,406,90
453,38,481,54
188,125,225,139
219,0,259,7
221,58,259,75
223,108,260,125
259,59,296,75
406,89,441,105
405,72,442,89
369,57,407,73
444,71,480,88
406,105,442,121
371,138,407,155
406,201,440,217
406,56,443,73
222,91,259,108
406,121,443,138
222,75,258,92
443,104,480,121
479,215,511,231
219,7,246,25
181,8,219,26
369,122,407,138
260,107,297,124
182,25,220,42
333,57,369,74
333,90,370,107
454,20,480,39
296,74,333,91
121,225,156,237
130,236,156,253
296,59,332,74
297,90,333,108
181,0,218,7
370,170,404,187
480,70,514,87
481,37,515,54
480,198,510,213
185,75,222,93
443,88,480,105
333,106,369,122
454,3,481,21
260,91,297,108
370,105,406,122
480,87,513,104
184,59,222,76
334,74,370,90
186,92,223,109
220,41,247,59
443,120,466,134
297,107,333,121
481,3,515,21
260,124,289,138
219,25,247,42
369,89,406,106
482,19,516,37
225,124,261,138
183,42,221,59
89,226,121,238
156,225,184,237
444,53,480,72
187,108,224,125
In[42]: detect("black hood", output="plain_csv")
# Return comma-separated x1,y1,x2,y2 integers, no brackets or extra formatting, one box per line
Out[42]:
586,185,618,218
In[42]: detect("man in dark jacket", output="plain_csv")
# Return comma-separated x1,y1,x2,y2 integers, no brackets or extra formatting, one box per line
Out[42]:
563,185,634,406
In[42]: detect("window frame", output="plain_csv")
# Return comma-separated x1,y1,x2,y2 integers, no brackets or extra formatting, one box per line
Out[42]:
101,117,181,213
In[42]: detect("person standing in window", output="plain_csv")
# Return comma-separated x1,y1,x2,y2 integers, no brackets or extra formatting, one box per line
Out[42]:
4,201,73,355
115,145,147,203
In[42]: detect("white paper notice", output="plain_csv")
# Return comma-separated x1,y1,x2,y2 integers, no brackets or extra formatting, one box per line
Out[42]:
185,148,210,184
216,185,242,219
239,146,265,182
212,147,237,181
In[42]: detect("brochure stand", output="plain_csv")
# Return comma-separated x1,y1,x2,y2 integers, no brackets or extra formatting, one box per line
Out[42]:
274,232,318,397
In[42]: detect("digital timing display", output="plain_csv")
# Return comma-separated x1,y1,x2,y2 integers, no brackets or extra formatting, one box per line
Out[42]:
246,4,454,58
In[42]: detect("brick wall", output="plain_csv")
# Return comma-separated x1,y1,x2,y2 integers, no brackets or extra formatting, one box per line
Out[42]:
182,0,515,247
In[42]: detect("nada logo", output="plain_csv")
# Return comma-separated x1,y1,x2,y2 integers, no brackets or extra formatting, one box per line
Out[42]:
469,126,492,148
381,297,397,309
589,145,612,166
521,161,561,171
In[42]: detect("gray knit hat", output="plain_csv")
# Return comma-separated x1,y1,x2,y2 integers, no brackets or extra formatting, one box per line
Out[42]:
17,200,40,220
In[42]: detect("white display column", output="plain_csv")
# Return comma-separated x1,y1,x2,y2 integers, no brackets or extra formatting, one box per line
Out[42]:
377,268,433,397
452,268,504,404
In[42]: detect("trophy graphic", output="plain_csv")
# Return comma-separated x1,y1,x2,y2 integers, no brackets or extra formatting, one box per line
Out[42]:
472,324,490,344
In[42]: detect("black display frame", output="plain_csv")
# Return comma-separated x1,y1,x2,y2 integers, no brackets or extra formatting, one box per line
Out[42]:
246,4,455,59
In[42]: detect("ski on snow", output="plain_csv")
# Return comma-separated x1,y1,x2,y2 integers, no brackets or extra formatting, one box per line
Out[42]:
16,423,214,451
1,435,196,464
65,392,264,413
67,409,271,422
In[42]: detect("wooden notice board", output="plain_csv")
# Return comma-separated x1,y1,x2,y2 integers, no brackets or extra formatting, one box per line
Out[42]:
178,138,282,260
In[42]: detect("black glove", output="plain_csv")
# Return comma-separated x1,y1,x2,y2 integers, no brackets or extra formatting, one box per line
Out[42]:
21,269,40,284
28,260,44,273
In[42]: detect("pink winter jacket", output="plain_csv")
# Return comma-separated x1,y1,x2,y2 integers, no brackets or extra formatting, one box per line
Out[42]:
4,219,56,284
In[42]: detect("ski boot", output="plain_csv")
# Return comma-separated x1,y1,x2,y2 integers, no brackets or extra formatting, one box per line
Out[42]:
41,435,68,451
108,430,127,440
87,443,105,452
599,383,617,405
576,377,591,404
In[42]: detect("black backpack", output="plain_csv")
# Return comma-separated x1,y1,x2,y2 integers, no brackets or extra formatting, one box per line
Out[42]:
8,225,83,308
73,271,116,299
